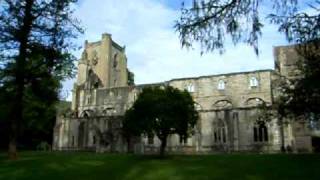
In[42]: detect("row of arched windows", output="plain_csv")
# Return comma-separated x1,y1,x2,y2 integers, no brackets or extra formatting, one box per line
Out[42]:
79,106,121,118
185,77,259,92
213,120,269,144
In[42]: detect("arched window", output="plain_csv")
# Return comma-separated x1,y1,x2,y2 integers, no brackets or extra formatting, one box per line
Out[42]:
214,119,227,144
249,77,259,87
217,80,225,90
103,107,115,116
253,121,268,142
213,100,232,109
246,97,265,106
80,109,95,118
186,83,195,92
82,111,89,118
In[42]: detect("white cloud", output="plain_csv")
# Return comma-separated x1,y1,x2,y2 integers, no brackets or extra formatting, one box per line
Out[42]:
62,0,288,100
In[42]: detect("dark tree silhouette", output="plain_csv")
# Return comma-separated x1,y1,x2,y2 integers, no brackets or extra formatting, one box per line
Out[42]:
0,0,82,159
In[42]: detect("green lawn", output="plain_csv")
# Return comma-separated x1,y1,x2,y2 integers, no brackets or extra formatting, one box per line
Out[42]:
0,152,319,180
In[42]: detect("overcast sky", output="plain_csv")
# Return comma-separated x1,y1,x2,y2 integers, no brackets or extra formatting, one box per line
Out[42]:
61,0,292,100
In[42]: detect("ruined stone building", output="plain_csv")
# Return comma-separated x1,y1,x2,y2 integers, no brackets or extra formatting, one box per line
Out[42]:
53,33,313,153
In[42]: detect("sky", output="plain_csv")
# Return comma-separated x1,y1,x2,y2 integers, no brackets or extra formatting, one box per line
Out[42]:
61,0,291,100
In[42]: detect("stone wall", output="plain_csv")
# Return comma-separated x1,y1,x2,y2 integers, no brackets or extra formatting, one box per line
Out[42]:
53,38,313,153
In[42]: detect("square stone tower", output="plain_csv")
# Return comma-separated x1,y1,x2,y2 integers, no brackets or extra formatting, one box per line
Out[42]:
72,33,128,110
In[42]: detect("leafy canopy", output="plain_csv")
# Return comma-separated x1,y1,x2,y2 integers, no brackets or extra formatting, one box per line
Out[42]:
276,43,320,121
123,86,199,155
0,0,82,155
175,0,319,54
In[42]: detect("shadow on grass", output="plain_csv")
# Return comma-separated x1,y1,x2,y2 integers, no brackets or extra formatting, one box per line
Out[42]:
0,152,319,180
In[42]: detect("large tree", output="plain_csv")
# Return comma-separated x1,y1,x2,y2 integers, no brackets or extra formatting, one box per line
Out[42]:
175,1,320,152
277,42,320,119
175,0,319,54
175,0,320,121
123,86,199,156
0,0,82,159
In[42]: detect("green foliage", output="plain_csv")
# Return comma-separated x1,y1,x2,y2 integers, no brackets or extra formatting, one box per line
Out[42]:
56,101,72,116
123,86,198,155
277,43,320,121
175,0,319,54
269,1,320,44
0,0,82,156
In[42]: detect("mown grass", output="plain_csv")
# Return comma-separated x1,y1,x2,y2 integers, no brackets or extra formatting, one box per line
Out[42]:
0,151,319,180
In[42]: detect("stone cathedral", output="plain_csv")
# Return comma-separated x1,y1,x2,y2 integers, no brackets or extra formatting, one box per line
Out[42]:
53,33,313,153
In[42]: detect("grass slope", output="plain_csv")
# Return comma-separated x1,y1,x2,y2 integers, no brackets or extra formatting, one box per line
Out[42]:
0,152,319,180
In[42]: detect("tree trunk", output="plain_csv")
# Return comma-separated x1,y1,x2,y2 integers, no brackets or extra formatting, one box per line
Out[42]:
8,133,18,160
8,69,24,160
8,0,34,160
159,135,167,157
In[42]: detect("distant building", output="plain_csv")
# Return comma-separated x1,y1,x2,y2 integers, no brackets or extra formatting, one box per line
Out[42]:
53,33,313,153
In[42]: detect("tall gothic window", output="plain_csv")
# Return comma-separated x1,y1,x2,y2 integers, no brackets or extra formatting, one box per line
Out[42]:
217,80,225,90
253,121,268,142
214,119,227,143
113,53,118,68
